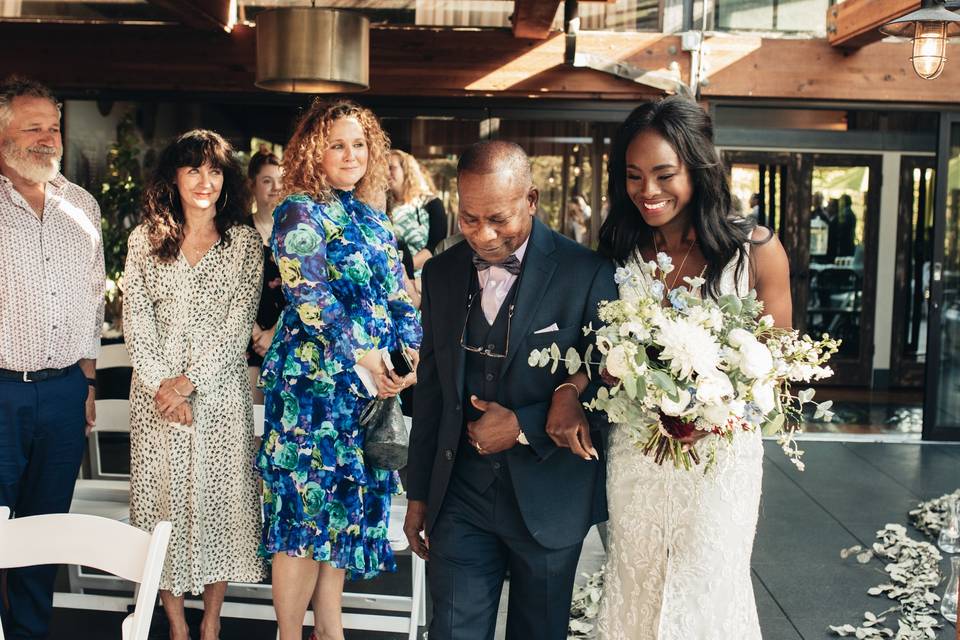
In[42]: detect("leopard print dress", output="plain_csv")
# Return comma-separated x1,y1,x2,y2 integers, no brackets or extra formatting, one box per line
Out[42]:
122,224,266,596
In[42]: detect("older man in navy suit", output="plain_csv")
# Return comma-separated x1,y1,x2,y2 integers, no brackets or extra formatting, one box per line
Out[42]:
404,140,617,640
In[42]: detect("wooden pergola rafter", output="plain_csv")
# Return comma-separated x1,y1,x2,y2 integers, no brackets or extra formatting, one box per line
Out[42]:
827,0,920,48
510,0,616,39
146,0,236,32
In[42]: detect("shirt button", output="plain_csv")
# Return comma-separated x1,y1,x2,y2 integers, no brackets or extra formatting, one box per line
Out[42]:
487,343,496,350
485,373,494,382
444,449,454,461
455,404,461,412
492,462,501,470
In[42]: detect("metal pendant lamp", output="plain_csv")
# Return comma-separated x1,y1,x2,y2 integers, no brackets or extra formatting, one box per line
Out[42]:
255,4,369,93
879,0,960,80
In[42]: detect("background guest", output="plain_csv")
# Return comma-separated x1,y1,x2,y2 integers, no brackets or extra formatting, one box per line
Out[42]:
0,75,104,640
257,99,421,640
565,194,591,245
247,150,285,403
387,149,448,280
122,129,265,640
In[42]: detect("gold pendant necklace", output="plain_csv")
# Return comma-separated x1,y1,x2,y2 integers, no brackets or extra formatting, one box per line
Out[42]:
652,234,696,290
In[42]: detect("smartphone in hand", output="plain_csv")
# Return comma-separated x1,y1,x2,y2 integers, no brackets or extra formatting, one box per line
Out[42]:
384,347,414,377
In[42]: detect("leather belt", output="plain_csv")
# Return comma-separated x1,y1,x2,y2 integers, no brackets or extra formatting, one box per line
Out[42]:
0,366,73,383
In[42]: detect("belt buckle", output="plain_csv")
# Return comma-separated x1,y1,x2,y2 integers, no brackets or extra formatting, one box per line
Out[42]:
22,371,31,383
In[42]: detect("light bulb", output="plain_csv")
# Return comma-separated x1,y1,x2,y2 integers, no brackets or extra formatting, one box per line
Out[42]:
911,21,947,80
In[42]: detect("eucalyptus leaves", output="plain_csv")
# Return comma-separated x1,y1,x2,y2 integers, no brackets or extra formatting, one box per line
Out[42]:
830,488,960,640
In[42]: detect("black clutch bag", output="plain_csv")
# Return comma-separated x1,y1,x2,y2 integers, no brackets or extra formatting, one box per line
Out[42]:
358,395,409,471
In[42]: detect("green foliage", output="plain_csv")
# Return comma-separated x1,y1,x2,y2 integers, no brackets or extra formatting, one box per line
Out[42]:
98,112,143,286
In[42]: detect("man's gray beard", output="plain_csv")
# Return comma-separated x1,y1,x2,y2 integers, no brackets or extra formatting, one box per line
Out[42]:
0,140,60,184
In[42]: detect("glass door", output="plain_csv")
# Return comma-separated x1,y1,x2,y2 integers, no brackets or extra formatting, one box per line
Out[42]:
891,157,936,388
924,116,960,441
800,155,882,386
721,151,805,304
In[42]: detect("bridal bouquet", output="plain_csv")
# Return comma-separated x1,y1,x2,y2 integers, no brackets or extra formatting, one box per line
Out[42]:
530,253,839,471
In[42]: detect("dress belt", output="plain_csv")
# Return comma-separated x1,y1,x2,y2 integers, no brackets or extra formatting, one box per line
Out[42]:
0,365,73,383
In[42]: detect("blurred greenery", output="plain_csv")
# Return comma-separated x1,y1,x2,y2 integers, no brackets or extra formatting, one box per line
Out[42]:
98,112,142,286
97,112,143,329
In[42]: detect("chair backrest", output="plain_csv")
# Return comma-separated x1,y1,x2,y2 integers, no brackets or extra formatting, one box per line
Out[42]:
97,343,132,370
253,403,265,438
0,507,171,640
95,399,132,434
88,399,132,479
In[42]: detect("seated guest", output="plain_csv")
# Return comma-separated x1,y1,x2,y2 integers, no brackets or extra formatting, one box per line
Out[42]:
0,75,104,640
246,150,285,403
257,99,421,640
122,129,265,640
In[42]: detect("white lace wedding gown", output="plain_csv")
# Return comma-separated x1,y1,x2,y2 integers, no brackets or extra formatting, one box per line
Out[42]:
597,251,764,640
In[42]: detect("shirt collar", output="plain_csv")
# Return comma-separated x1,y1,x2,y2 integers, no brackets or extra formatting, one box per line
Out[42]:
512,235,530,265
0,171,67,193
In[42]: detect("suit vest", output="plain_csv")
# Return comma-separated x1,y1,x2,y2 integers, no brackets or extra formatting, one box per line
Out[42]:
452,275,520,493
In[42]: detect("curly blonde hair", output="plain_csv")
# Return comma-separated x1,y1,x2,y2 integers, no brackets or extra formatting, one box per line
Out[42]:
388,149,435,208
281,99,389,207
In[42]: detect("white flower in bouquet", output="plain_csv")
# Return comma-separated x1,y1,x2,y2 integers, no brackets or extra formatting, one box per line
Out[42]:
739,341,774,379
604,344,632,380
660,388,692,417
695,373,734,406
751,379,777,414
686,305,724,330
655,316,721,379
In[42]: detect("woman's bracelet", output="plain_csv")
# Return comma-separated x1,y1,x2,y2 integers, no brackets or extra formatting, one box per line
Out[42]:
173,383,192,398
554,382,580,397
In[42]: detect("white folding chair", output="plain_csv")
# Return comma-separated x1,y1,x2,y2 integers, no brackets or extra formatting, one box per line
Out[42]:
0,506,171,640
97,343,132,369
87,399,132,480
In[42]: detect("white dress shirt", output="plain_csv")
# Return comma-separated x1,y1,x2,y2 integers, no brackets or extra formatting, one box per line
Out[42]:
0,173,104,371
477,237,529,324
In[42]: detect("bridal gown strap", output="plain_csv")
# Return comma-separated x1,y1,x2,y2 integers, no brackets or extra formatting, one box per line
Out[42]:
597,247,764,640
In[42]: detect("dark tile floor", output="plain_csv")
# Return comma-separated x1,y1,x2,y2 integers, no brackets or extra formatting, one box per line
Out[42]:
48,439,960,639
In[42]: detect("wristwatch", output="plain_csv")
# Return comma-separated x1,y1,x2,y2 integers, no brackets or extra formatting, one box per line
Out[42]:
516,429,529,446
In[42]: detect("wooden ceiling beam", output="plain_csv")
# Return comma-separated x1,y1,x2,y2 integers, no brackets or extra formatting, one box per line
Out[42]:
3,22,958,103
827,0,919,49
700,34,960,102
146,0,235,32
512,0,563,39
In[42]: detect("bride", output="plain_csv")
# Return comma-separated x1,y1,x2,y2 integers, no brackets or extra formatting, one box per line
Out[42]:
552,96,792,639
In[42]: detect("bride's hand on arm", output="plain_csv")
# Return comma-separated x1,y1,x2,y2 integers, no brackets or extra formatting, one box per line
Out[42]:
545,371,597,460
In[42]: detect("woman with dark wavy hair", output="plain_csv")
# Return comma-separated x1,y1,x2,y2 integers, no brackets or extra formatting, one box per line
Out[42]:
257,99,421,640
122,129,265,640
593,97,791,639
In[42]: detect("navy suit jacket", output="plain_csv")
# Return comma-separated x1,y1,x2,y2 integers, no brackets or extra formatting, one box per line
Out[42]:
407,218,618,549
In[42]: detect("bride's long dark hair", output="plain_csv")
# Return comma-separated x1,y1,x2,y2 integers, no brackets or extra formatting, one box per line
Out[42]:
598,96,760,298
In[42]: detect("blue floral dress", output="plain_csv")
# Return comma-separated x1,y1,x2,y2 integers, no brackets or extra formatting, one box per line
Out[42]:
257,189,422,580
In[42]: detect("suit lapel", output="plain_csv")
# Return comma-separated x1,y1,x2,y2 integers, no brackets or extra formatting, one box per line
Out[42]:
443,244,474,401
501,219,557,376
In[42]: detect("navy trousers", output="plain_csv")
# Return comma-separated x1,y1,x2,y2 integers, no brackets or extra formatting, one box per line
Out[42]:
0,365,87,639
427,469,583,640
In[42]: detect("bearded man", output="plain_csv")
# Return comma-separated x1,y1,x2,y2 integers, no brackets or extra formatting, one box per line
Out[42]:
0,76,104,640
